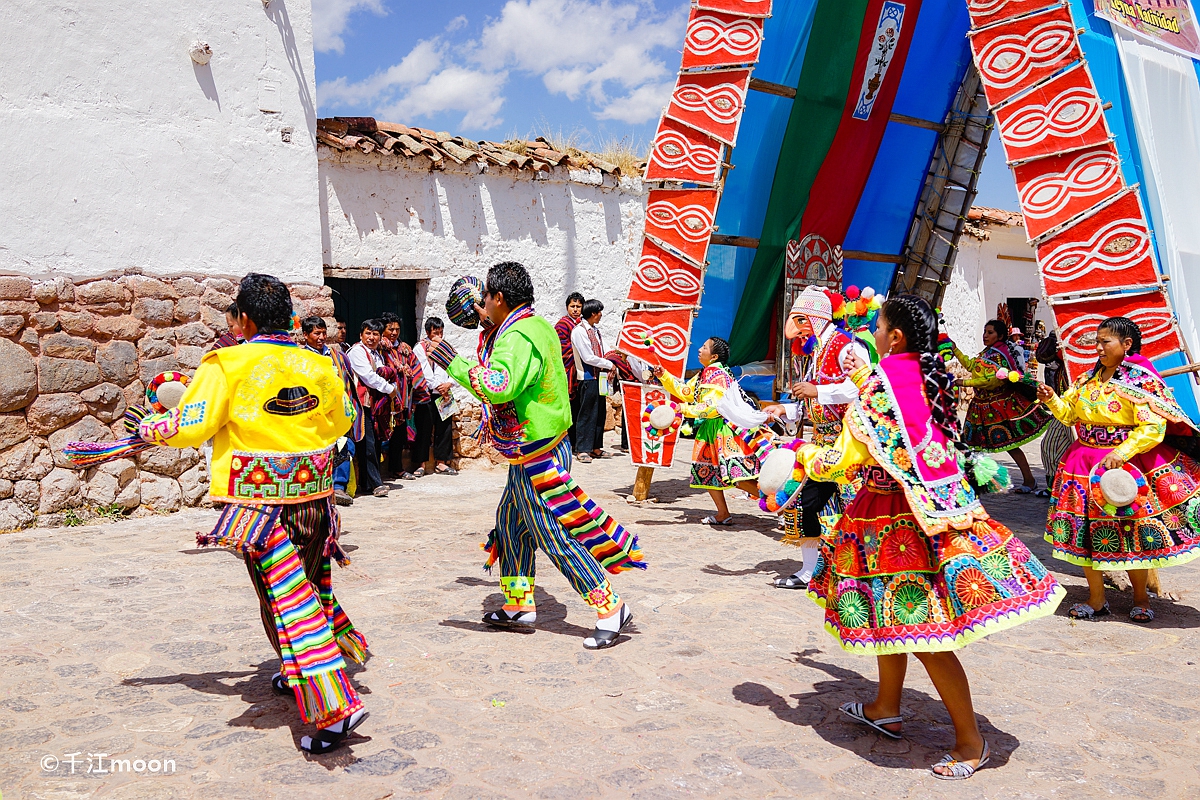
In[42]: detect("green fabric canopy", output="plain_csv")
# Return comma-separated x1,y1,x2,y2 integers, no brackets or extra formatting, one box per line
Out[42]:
727,0,870,365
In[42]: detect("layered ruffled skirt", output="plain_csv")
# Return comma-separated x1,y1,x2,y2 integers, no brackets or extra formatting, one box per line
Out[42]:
689,417,761,490
1046,431,1200,570
808,467,1064,655
964,384,1054,452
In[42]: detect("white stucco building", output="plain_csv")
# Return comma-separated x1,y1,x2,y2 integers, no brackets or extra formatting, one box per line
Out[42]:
941,207,1053,355
1,1,324,283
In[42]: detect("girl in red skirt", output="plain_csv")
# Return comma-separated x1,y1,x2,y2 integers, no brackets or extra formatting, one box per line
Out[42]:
796,295,1064,779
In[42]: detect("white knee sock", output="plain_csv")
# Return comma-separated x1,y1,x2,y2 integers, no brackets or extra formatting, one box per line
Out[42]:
798,539,819,583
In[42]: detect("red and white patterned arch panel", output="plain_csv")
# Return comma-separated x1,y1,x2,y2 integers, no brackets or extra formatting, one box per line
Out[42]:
1051,290,1182,379
969,4,1082,108
993,61,1110,164
682,8,764,70
967,0,1060,29
618,307,694,379
643,188,719,266
696,0,772,17
628,237,705,308
1012,142,1123,240
1036,190,1159,298
644,116,723,184
665,68,752,147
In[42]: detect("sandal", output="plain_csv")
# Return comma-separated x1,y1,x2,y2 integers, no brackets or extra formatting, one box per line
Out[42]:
701,516,733,526
1034,488,1051,498
773,573,809,590
436,466,458,476
271,672,290,697
299,708,369,754
483,609,537,629
838,701,903,740
575,453,593,464
1068,601,1111,620
1129,606,1155,623
931,740,990,780
398,471,418,481
411,467,426,478
583,604,634,650
1011,484,1035,495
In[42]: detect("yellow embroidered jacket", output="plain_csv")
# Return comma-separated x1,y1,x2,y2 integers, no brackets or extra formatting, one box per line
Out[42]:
1045,371,1166,464
138,335,355,504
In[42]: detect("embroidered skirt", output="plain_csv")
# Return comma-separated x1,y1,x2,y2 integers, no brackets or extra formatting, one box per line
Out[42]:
689,417,761,490
808,467,1064,655
1046,429,1200,571
963,384,1053,452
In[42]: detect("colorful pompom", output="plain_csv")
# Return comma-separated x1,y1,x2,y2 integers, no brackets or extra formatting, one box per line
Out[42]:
995,368,1009,381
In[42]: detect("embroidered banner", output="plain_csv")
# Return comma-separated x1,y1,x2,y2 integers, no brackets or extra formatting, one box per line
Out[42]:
695,0,772,17
643,188,719,265
617,307,694,379
969,4,1082,108
628,237,705,307
622,382,683,468
664,68,753,147
1094,0,1200,60
1050,290,1183,379
789,0,919,307
1037,189,1160,297
967,0,1061,29
644,116,723,185
993,61,1110,164
681,7,765,70
1013,142,1124,240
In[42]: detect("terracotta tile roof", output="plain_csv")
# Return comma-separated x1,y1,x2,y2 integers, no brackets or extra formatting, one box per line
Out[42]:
967,206,1024,227
317,117,625,178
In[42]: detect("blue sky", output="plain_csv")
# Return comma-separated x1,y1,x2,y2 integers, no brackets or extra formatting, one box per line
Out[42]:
312,0,1021,210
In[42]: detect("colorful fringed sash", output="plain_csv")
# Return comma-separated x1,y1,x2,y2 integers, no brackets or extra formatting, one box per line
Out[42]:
484,435,646,574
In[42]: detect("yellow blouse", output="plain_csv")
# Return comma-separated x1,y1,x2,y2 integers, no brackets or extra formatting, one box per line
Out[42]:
659,364,732,421
138,340,355,503
796,416,874,485
1045,372,1166,462
955,346,1010,390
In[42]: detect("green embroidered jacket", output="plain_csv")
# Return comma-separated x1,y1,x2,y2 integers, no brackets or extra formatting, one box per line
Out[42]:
447,315,572,442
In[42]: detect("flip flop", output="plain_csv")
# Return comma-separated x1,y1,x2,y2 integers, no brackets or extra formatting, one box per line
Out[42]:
1068,601,1111,620
839,701,903,740
931,740,990,780
701,516,733,526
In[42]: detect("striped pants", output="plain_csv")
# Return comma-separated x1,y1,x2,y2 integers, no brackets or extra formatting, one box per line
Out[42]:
496,438,620,614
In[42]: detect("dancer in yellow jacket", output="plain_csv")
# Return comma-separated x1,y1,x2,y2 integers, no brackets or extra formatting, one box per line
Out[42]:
137,274,369,753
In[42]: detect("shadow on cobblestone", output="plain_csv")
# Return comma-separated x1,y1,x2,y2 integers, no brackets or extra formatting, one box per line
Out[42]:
702,558,803,581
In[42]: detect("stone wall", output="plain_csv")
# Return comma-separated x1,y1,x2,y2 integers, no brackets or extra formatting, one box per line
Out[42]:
0,271,335,531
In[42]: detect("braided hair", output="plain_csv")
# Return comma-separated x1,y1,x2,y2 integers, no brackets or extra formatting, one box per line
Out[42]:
985,318,1010,341
881,295,963,450
706,337,731,365
1091,316,1142,377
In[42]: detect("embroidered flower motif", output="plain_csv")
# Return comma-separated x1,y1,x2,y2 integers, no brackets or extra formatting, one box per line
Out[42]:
953,567,998,608
249,466,270,486
980,550,1013,581
921,441,948,469
870,392,891,413
893,448,913,472
890,582,930,626
880,526,925,571
1091,525,1122,552
1138,524,1163,551
1049,517,1073,544
836,590,871,629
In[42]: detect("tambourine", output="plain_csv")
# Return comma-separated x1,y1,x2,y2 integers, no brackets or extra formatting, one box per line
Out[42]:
1089,463,1150,518
759,439,807,514
145,371,191,413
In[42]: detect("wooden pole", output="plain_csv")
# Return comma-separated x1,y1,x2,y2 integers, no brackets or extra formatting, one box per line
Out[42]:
632,467,654,502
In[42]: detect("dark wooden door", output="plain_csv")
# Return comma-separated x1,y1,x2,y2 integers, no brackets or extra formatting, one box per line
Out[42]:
325,277,418,345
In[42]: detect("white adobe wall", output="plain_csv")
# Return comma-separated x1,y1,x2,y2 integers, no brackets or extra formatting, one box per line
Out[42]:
0,1,322,284
942,223,1054,356
319,150,647,356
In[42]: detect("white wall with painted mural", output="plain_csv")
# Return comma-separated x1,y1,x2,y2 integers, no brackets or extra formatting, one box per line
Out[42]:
0,1,323,283
319,149,648,356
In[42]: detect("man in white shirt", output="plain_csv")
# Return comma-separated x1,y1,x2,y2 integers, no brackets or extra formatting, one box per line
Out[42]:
347,318,399,497
570,299,614,462
412,316,458,476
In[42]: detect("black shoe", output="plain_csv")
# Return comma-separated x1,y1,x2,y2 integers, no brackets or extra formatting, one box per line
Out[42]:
483,609,537,629
583,604,634,650
773,572,809,590
271,672,290,696
299,709,369,754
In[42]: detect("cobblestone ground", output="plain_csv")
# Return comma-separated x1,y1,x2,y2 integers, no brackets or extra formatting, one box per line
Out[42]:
3,441,1200,799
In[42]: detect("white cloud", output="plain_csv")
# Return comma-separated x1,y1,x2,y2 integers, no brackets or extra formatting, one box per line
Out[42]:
596,79,674,123
319,0,688,130
312,0,386,55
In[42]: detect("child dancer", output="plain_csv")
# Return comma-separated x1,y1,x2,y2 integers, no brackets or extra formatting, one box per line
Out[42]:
655,337,761,525
1038,316,1200,622
954,319,1053,493
797,295,1063,779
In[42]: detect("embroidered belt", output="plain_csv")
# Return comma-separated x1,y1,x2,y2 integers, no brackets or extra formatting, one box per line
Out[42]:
863,464,902,494
228,447,336,502
1075,423,1132,448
